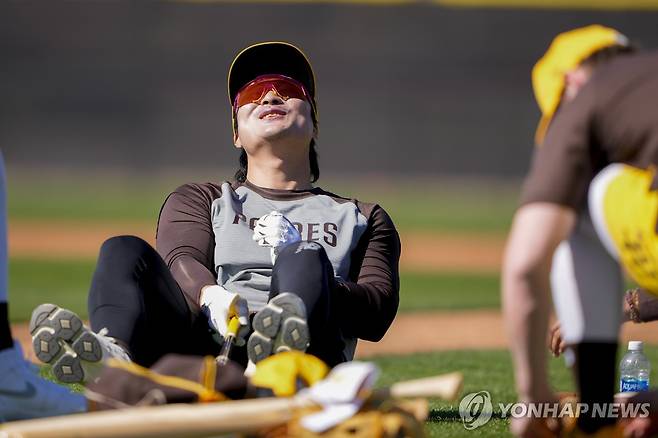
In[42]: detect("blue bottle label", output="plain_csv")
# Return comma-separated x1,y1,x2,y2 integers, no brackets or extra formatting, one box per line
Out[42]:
621,379,649,392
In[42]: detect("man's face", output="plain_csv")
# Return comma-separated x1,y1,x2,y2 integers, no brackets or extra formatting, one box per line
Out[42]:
234,89,314,150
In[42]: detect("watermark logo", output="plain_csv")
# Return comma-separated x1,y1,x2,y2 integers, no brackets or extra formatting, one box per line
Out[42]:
459,391,493,430
458,391,651,430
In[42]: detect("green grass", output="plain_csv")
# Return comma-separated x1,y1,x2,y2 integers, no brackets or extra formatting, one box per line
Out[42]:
327,177,518,234
371,346,658,437
368,192,515,234
35,347,658,436
28,349,579,436
372,350,533,437
396,272,638,313
7,178,167,224
7,258,500,322
8,258,96,322
6,172,517,233
400,271,499,311
30,324,658,436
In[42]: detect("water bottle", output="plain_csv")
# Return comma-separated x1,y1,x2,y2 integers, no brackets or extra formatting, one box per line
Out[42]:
620,341,651,392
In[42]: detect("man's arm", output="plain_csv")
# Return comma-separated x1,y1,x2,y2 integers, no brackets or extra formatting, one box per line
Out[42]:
502,202,576,401
334,205,400,342
156,183,220,312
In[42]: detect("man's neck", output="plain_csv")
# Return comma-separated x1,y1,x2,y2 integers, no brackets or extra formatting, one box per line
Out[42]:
246,157,312,190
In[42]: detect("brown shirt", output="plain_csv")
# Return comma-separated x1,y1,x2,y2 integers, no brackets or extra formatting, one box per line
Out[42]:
521,51,658,209
156,180,401,358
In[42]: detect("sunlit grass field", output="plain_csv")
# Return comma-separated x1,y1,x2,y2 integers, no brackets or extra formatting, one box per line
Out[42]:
38,345,658,437
5,171,541,437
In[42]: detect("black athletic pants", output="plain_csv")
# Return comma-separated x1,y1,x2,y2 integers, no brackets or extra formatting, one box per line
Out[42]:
88,236,345,368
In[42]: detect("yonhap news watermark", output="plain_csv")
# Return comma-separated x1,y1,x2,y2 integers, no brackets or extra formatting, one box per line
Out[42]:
458,391,650,430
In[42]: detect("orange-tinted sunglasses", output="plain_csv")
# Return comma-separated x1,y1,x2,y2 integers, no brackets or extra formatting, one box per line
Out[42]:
233,74,311,112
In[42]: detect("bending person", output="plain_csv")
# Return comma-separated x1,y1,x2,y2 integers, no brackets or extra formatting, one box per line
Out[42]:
502,25,658,437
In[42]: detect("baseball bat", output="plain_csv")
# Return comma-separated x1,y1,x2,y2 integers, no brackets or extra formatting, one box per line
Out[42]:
384,371,463,401
216,316,240,366
0,372,463,437
0,397,298,438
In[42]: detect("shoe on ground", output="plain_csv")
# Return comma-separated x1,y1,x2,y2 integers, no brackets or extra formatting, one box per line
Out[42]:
30,303,130,384
247,293,310,363
0,342,87,421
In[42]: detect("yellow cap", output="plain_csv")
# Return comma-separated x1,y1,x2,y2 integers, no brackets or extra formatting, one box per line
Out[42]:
532,25,628,144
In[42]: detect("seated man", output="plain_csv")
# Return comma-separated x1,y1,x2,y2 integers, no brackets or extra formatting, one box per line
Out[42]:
30,41,401,384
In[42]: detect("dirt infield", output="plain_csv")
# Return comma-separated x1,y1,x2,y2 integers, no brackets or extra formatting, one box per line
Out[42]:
12,310,658,363
8,221,504,272
357,311,658,356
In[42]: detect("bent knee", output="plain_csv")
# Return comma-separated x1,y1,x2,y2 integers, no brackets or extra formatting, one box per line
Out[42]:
277,241,329,263
100,235,153,257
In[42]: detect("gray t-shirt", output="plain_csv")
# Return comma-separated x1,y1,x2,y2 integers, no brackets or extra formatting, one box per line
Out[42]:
156,179,400,359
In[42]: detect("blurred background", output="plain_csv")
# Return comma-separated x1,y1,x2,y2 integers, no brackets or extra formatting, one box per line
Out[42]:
2,2,658,434
4,2,658,177
0,0,658,321
3,0,658,336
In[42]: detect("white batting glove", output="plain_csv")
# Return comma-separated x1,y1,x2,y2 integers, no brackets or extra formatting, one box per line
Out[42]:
252,211,302,264
200,285,250,346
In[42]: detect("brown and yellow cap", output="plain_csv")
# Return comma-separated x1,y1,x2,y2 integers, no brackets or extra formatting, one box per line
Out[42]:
532,25,628,144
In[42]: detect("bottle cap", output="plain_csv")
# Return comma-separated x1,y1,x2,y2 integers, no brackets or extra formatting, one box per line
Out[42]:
628,341,644,351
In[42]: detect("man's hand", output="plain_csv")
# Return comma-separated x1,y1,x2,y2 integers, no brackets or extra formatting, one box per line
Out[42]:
252,211,302,264
548,321,566,357
200,285,250,346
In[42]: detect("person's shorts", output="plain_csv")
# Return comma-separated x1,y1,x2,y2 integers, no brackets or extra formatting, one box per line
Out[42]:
589,163,658,295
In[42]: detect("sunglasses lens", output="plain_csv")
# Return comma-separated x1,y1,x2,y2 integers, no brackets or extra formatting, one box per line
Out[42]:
274,81,306,99
235,85,267,108
235,76,307,109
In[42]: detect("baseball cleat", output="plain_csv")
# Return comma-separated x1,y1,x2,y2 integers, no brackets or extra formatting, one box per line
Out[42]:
247,293,310,363
30,303,130,384
0,342,87,421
